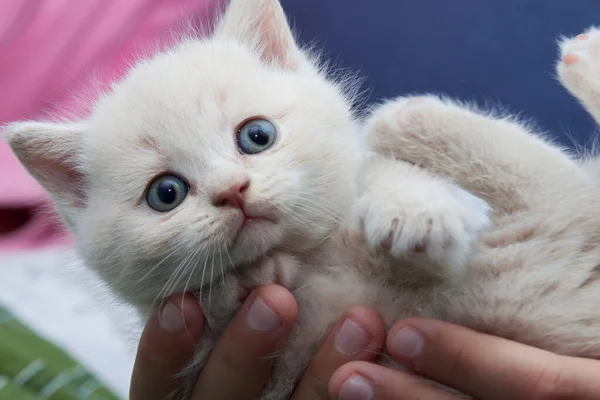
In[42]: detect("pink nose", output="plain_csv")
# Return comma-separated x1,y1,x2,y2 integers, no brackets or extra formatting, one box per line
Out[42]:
212,180,250,209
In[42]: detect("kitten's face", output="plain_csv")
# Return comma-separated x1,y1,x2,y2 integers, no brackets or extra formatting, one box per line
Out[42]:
4,0,361,309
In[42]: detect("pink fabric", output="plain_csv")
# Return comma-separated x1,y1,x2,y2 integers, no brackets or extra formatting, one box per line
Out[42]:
0,0,221,252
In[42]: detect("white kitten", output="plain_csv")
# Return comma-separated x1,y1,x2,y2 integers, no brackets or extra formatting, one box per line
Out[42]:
5,1,600,399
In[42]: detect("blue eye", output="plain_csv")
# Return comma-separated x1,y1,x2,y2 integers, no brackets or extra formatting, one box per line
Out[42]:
236,118,277,155
146,175,189,212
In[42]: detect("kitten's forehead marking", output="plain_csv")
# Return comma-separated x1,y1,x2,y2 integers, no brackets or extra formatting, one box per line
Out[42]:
138,134,169,159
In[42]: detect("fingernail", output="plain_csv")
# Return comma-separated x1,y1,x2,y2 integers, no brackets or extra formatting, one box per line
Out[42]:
335,319,369,355
247,297,282,332
390,326,424,359
339,374,374,400
159,301,185,333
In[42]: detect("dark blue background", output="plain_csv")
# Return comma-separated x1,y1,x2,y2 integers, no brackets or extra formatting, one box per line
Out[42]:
282,0,600,147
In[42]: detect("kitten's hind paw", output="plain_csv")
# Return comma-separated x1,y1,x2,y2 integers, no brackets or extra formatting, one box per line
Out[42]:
364,94,478,169
558,27,600,124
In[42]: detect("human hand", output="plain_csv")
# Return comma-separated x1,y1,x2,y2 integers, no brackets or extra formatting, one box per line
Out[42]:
329,317,600,399
129,285,385,400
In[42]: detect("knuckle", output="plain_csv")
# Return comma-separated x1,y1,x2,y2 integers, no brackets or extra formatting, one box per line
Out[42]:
528,364,578,400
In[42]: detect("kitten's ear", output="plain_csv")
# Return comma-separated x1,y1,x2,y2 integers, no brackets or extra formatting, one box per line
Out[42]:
215,0,305,70
3,121,86,209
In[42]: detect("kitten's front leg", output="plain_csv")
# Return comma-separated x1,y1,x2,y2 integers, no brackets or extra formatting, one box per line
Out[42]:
355,156,491,279
365,95,588,215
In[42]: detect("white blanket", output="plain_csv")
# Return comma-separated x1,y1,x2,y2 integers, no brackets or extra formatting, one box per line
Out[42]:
0,248,141,399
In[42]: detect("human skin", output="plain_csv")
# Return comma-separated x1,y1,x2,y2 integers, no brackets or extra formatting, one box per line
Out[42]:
130,286,385,400
130,287,600,400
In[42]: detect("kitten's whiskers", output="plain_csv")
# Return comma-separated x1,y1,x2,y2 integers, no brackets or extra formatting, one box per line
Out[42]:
137,241,186,285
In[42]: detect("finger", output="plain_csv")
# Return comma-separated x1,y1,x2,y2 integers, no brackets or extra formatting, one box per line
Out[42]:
130,293,205,400
192,284,297,400
291,306,385,400
387,318,600,399
329,361,460,400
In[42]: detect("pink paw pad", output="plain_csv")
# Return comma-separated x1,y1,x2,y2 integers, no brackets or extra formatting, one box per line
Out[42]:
563,53,580,65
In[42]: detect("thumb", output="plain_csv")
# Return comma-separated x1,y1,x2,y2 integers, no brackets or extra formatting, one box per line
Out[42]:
130,293,205,400
386,318,600,400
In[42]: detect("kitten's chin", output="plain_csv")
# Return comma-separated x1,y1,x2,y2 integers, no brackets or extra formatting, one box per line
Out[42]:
231,218,283,263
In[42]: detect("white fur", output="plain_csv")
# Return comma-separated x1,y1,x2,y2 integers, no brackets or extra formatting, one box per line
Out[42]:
4,1,600,398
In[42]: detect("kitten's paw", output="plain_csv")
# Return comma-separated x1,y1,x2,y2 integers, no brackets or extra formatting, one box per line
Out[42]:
355,161,492,277
557,27,600,106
